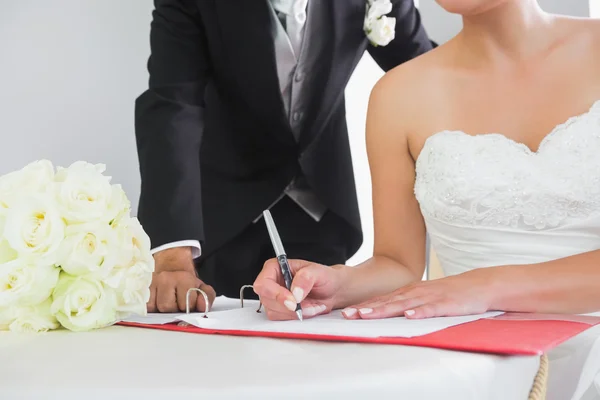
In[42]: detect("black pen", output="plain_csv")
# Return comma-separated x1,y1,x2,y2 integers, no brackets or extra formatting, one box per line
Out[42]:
263,210,303,321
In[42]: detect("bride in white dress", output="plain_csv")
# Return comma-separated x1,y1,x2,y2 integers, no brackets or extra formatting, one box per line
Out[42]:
253,0,600,398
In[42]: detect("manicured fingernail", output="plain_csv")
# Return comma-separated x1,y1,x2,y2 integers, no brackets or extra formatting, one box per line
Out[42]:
359,308,373,315
304,304,327,317
304,306,317,317
343,308,357,317
405,310,415,316
284,300,296,312
292,287,304,303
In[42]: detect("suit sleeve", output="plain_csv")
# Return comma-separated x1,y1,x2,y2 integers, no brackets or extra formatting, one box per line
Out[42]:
367,0,436,72
134,0,210,251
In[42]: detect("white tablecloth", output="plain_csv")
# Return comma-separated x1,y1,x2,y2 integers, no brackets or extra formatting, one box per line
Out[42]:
2,324,598,399
547,324,600,400
0,326,539,400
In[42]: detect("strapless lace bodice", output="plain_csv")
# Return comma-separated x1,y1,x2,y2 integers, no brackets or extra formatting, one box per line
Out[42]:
414,100,600,276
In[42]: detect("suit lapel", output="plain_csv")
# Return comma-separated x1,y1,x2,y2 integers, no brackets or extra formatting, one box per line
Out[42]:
301,0,368,151
214,0,294,145
213,1,368,149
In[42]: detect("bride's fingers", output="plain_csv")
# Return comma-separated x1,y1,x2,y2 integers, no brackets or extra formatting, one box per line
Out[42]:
344,297,429,320
342,285,428,319
404,301,470,319
341,307,361,319
342,301,386,319
301,303,329,318
261,298,293,317
341,300,383,319
254,278,297,313
342,295,407,319
265,308,297,321
264,305,327,321
262,298,329,320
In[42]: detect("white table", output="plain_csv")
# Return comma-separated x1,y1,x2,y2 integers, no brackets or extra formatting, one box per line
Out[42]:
546,324,600,400
1,326,541,400
2,324,599,400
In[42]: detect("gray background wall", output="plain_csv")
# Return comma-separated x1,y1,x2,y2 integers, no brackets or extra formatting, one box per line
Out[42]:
0,0,594,264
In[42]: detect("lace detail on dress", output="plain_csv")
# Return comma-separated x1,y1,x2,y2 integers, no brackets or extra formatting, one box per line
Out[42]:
414,101,600,230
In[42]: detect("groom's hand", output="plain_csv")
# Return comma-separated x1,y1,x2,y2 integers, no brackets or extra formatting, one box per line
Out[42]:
147,247,216,313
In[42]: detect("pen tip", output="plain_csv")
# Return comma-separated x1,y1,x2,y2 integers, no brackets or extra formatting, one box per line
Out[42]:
296,310,303,321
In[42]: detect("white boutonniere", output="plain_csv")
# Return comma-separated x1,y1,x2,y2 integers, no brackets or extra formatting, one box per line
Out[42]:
364,0,396,47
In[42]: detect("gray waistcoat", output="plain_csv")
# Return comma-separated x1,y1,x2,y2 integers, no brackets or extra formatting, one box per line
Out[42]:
259,0,330,222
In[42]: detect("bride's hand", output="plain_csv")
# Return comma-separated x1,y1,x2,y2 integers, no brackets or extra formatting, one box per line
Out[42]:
341,269,494,320
253,259,346,320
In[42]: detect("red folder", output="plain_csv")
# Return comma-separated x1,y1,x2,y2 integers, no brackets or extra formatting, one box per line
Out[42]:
118,312,600,356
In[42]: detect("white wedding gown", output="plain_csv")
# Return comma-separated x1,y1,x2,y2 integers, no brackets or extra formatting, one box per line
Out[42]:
414,100,600,400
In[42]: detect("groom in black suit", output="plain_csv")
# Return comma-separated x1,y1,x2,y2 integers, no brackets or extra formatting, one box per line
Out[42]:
135,0,434,312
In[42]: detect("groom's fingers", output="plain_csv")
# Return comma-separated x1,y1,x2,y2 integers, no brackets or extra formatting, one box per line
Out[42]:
147,279,158,312
156,283,178,312
196,282,217,312
176,281,196,312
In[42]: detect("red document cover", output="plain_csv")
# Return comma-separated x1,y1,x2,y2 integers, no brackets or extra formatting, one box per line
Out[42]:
119,312,600,356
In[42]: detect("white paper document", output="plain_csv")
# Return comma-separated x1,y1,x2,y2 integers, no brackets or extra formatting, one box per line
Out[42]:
177,307,502,338
122,296,247,325
123,296,502,338
123,313,182,325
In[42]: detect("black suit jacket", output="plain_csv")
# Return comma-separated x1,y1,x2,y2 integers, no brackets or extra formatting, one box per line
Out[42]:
135,0,433,258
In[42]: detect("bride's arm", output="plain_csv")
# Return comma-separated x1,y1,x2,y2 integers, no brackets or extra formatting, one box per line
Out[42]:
332,73,428,309
487,251,600,314
342,234,600,319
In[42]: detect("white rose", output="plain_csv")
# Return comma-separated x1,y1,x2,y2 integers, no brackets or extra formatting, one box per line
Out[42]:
54,161,115,224
0,306,15,330
0,260,60,308
365,0,393,23
106,260,153,319
51,273,118,332
8,298,60,333
0,160,55,213
123,217,152,263
0,215,5,240
107,217,153,270
3,194,65,264
107,184,131,226
366,15,396,47
103,218,154,318
103,223,135,271
58,221,117,279
0,239,18,265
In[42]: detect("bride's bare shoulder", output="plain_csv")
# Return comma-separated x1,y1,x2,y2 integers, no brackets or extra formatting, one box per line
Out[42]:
580,16,600,32
564,17,600,49
559,17,600,71
374,43,450,96
367,43,454,134
586,17,600,47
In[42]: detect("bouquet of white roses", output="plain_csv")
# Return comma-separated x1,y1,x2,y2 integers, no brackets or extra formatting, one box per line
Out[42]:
0,160,154,333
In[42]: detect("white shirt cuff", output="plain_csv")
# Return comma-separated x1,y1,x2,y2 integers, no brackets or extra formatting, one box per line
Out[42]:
151,240,201,259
